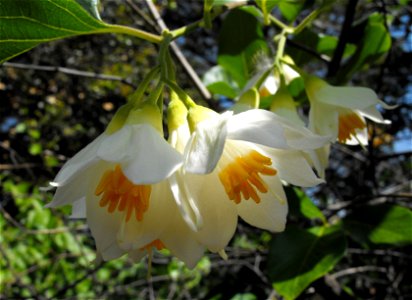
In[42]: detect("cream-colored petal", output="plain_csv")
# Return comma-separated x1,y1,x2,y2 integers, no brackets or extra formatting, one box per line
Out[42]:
52,133,106,185
169,171,203,232
97,125,133,162
261,146,324,187
128,250,146,263
227,109,289,149
345,126,368,146
237,174,287,232
121,125,183,184
185,173,238,252
358,106,390,124
315,85,379,110
184,112,230,174
70,198,86,219
46,162,110,208
86,192,124,260
309,100,339,140
160,213,205,269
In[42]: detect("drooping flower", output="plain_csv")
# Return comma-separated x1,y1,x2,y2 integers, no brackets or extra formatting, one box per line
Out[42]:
46,103,205,267
168,101,328,253
305,75,391,145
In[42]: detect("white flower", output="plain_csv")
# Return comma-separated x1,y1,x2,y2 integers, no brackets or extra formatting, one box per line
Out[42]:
46,104,205,267
305,76,391,145
168,104,328,253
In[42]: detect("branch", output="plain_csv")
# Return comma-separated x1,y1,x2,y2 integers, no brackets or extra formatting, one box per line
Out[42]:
1,62,135,87
327,0,359,78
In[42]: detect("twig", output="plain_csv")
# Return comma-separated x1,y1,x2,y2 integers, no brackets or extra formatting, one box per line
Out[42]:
1,62,135,88
329,265,387,280
143,0,212,102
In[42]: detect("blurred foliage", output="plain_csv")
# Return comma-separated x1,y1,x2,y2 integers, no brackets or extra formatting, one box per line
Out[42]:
1,0,411,299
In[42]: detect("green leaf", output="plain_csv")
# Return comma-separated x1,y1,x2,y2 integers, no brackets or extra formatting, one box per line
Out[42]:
76,0,101,20
218,7,269,88
230,293,257,300
268,224,346,300
203,65,239,98
286,187,326,223
279,0,306,22
0,0,109,63
343,204,412,246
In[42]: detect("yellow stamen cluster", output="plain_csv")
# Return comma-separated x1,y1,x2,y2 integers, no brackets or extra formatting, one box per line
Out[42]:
95,165,151,222
338,113,366,143
218,150,277,204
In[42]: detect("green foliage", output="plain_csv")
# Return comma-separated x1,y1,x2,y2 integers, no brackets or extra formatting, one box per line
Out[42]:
203,65,239,98
217,7,269,88
268,224,347,300
343,204,412,247
286,187,326,223
0,0,108,63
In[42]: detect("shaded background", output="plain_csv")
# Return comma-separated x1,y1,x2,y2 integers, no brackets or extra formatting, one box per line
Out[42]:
1,0,411,299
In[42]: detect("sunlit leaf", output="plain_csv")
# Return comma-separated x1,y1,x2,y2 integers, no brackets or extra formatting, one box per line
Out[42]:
343,204,412,246
0,0,109,63
76,0,101,20
286,187,326,223
203,65,239,98
268,224,346,300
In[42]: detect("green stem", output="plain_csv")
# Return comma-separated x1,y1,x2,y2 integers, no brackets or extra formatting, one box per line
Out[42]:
102,24,162,43
159,32,173,80
164,79,196,108
269,15,291,32
293,10,320,35
275,30,288,68
128,66,160,107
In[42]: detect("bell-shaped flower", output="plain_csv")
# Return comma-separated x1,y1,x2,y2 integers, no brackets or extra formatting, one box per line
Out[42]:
305,75,391,145
46,103,204,265
168,101,328,253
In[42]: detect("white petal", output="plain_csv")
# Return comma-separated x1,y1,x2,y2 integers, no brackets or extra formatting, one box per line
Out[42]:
184,112,230,174
121,125,183,184
128,250,146,263
309,101,339,140
86,191,124,260
46,162,110,208
97,125,133,162
237,175,287,232
345,126,368,146
169,171,203,231
160,214,205,269
358,106,390,124
281,121,331,150
70,198,86,219
262,147,324,187
53,133,105,184
185,173,238,252
315,85,379,110
227,109,289,149
169,123,191,154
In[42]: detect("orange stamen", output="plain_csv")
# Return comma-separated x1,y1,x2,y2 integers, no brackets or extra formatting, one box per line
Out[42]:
95,164,151,222
140,239,165,251
218,150,277,204
338,112,366,143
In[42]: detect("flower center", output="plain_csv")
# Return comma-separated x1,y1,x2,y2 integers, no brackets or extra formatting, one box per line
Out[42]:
140,239,165,251
95,165,151,222
338,112,366,143
218,150,277,204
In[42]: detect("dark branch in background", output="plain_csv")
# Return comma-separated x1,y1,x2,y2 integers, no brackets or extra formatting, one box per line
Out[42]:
1,62,136,88
141,0,213,102
327,0,359,78
286,39,331,64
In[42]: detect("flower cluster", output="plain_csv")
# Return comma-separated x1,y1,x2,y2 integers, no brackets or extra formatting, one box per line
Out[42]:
46,67,390,268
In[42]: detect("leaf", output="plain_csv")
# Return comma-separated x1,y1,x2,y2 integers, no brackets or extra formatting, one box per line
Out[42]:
268,224,346,300
343,204,412,247
286,187,326,223
203,65,239,98
279,0,306,22
0,0,109,63
218,7,269,88
76,0,101,20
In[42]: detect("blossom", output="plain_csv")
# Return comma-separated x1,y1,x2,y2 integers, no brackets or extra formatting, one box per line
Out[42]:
305,75,391,145
46,103,204,267
168,102,328,253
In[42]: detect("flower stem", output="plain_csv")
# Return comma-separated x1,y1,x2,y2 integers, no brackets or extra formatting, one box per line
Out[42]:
102,24,162,44
164,79,196,108
128,66,160,107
